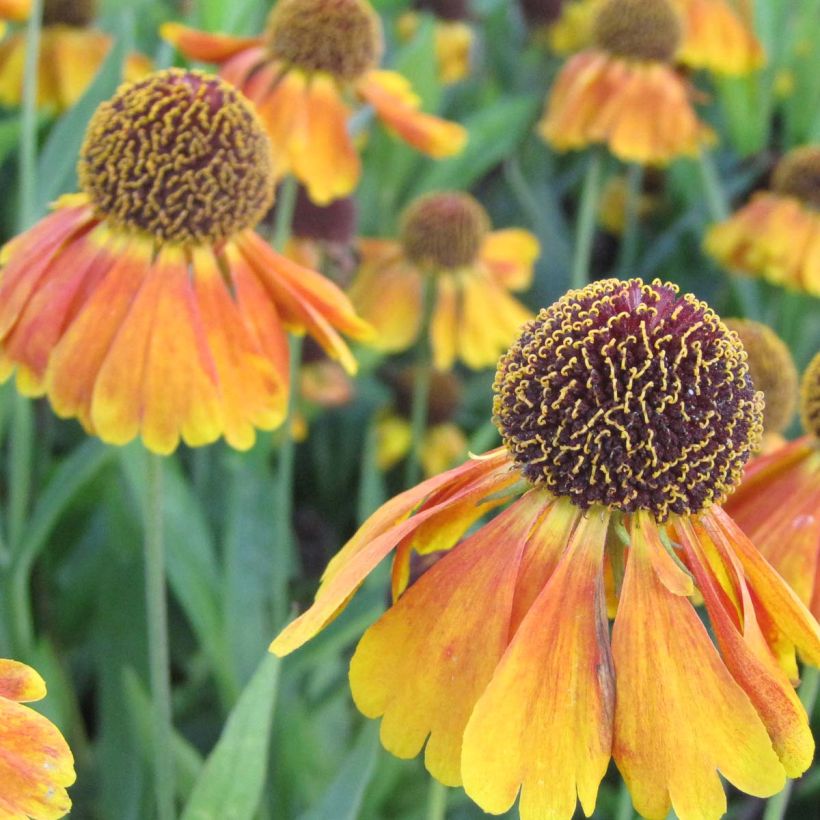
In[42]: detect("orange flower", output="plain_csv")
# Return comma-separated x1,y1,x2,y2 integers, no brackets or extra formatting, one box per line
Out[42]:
0,0,151,113
273,279,820,820
706,146,820,298
0,658,75,819
161,0,467,206
725,352,820,622
0,69,371,454
397,1,474,85
0,0,28,22
540,0,712,165
349,192,538,370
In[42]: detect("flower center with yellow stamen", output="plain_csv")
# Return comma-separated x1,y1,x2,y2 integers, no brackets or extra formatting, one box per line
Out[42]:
800,352,820,439
265,0,383,82
493,279,763,520
772,147,820,210
592,0,681,63
724,319,797,436
400,192,490,270
43,0,95,27
78,69,275,246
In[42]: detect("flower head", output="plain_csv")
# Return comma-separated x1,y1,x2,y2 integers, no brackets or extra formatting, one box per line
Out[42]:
0,68,371,454
273,278,820,820
724,319,798,439
0,658,75,819
162,0,467,205
539,0,712,164
349,191,539,370
705,146,820,298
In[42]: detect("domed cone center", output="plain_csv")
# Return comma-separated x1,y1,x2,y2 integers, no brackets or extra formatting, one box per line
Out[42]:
265,0,383,82
78,69,275,246
43,0,96,27
493,279,763,521
724,319,798,436
400,192,490,270
592,0,682,63
800,352,820,439
773,147,820,211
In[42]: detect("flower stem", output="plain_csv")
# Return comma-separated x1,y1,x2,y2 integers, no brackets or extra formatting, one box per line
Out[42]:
143,453,175,820
571,149,603,290
696,150,758,319
761,666,820,820
18,0,42,232
425,781,448,820
616,779,634,820
404,277,437,488
274,176,299,252
616,163,644,279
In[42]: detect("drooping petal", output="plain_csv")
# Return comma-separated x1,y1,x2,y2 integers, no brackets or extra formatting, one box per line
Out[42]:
612,515,785,820
462,505,613,820
358,70,467,157
350,491,549,786
160,22,262,63
480,229,540,291
430,274,459,371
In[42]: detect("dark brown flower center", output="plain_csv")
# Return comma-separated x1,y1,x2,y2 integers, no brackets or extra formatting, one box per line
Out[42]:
79,69,275,246
800,352,820,439
43,0,96,27
593,0,682,63
413,0,471,22
772,147,820,210
494,278,763,520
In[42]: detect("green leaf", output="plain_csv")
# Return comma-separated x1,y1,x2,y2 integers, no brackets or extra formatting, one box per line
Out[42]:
299,723,380,820
181,654,281,820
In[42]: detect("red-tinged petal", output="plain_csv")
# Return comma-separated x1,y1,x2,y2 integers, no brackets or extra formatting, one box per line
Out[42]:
289,74,360,205
236,231,371,374
222,48,275,102
480,228,540,291
358,70,467,157
612,516,785,820
350,491,548,786
0,660,45,703
462,506,613,820
676,518,815,778
256,69,309,179
348,240,422,354
160,22,261,63
702,507,820,667
270,450,513,655
634,511,694,596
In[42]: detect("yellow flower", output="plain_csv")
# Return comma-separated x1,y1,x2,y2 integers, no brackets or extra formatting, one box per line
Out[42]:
705,146,820,298
161,0,467,205
0,69,371,454
0,658,75,819
273,278,820,820
349,191,539,370
539,0,713,165
0,0,151,113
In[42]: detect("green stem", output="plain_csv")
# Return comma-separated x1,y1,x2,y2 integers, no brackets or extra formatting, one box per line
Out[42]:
404,277,437,488
696,150,758,319
571,150,603,290
143,453,175,820
18,0,42,232
762,666,820,820
616,163,644,280
616,779,634,820
425,781,448,820
274,176,299,252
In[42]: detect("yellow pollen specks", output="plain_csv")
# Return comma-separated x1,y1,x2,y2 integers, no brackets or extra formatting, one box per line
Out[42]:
592,0,682,63
400,192,490,270
772,146,820,210
266,0,383,82
493,278,763,520
78,69,275,246
800,352,820,439
724,319,798,436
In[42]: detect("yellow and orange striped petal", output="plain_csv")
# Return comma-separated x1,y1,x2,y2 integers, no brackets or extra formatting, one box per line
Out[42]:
462,503,613,820
358,70,467,158
480,228,540,291
160,22,262,63
612,514,785,820
0,659,75,820
350,492,547,786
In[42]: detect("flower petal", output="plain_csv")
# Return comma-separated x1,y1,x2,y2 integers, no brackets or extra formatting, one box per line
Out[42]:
480,229,540,291
160,22,262,63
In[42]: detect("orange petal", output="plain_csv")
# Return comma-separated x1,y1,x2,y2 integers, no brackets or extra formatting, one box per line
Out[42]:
0,659,45,702
358,69,467,157
430,275,459,371
160,22,261,63
350,491,548,786
42,27,112,112
480,229,540,291
270,450,514,655
256,69,308,180
462,504,613,819
612,515,785,820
